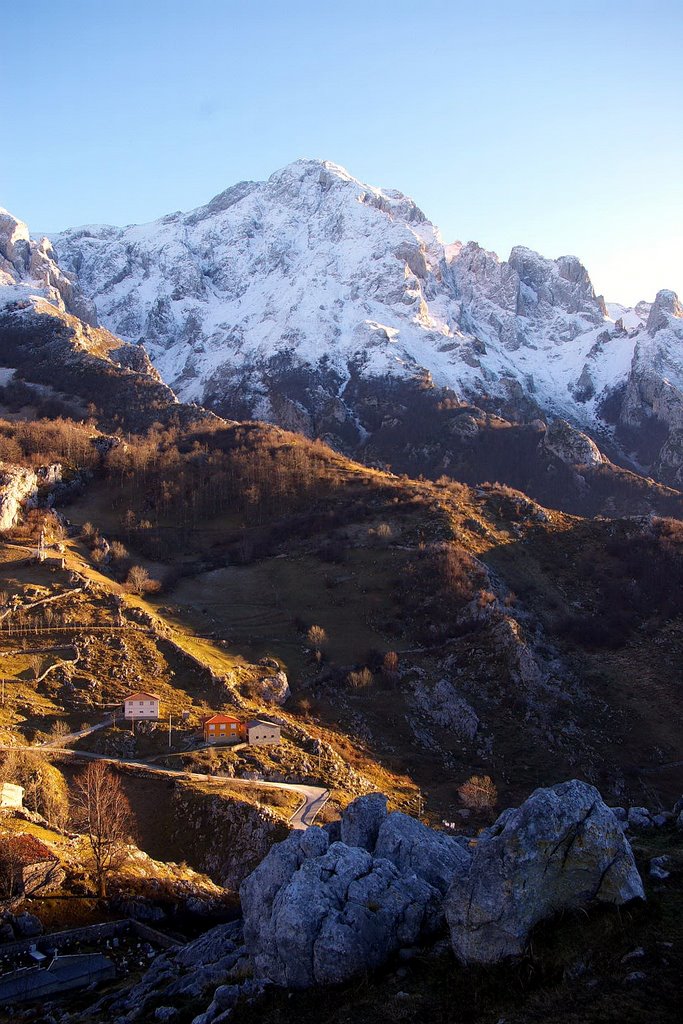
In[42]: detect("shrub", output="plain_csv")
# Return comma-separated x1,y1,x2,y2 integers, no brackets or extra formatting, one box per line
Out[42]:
307,625,328,651
458,774,497,811
369,522,393,547
382,650,399,682
109,540,129,563
81,521,97,542
347,667,373,689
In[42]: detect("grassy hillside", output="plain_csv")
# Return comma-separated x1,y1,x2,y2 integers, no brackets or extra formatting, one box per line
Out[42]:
1,410,681,825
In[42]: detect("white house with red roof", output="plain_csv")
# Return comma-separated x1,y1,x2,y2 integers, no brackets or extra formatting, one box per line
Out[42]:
123,690,160,721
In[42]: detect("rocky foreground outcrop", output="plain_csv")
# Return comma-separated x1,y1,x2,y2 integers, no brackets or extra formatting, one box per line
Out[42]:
87,781,646,1024
445,779,644,964
240,781,642,987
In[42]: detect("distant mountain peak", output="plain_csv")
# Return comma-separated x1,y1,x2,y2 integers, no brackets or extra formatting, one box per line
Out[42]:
2,159,680,485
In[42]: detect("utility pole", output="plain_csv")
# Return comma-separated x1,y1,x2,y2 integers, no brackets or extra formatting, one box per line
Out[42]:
168,713,172,749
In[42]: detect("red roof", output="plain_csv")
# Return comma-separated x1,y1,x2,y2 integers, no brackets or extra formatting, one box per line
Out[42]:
0,834,59,865
203,714,242,726
124,691,160,702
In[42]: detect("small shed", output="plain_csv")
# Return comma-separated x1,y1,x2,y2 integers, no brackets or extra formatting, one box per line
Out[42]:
203,714,245,745
123,690,160,721
0,833,62,896
0,782,24,809
246,719,281,746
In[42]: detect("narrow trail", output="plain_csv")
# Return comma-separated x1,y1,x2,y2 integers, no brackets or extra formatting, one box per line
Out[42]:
0,741,329,830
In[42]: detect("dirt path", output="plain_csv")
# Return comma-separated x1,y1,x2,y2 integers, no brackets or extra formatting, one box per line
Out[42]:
1,743,330,830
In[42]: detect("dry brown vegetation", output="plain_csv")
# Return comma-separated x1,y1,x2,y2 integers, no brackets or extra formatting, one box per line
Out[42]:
0,408,682,822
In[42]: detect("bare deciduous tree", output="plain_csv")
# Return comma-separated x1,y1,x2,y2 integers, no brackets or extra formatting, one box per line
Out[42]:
126,565,160,595
457,774,497,812
72,762,134,897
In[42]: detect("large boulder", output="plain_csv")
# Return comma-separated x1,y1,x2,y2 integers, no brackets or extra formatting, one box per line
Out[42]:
541,418,605,468
340,793,388,851
239,801,469,989
259,670,291,705
240,826,329,962
445,780,644,964
241,839,440,988
374,811,471,894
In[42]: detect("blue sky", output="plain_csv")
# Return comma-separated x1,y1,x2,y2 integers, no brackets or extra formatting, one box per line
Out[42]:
2,0,681,304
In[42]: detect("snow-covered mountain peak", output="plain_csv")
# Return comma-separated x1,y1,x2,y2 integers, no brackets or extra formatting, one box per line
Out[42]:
10,156,669,482
0,207,30,253
0,206,95,324
46,159,630,434
646,288,683,334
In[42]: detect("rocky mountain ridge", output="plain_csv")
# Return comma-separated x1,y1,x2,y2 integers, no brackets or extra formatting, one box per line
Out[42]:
43,159,683,484
0,207,95,325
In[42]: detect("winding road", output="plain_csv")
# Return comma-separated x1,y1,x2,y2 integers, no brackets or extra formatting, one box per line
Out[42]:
3,735,329,830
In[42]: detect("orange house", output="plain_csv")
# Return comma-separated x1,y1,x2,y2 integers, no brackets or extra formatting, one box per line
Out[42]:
203,714,246,745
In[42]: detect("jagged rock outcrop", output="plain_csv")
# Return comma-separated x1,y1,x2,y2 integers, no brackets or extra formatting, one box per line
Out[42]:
374,810,471,894
0,462,38,530
411,677,480,741
445,780,644,964
541,418,605,467
0,299,209,434
240,824,441,988
258,669,291,705
171,786,288,888
616,289,683,484
339,792,388,850
92,920,253,1024
0,207,95,323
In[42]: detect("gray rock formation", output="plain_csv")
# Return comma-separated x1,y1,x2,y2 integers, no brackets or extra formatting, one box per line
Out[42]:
445,780,644,964
618,288,683,484
0,463,38,530
0,207,95,323
412,677,480,741
171,786,286,888
627,806,654,829
541,418,605,467
96,920,250,1024
259,669,291,705
339,792,388,850
374,811,471,894
241,833,439,988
